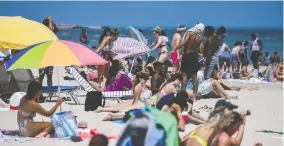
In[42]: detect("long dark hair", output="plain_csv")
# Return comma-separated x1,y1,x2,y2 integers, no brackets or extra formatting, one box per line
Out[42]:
172,91,188,111
160,73,182,89
99,27,111,45
26,81,42,100
145,66,154,77
145,56,155,67
107,60,120,85
110,28,119,36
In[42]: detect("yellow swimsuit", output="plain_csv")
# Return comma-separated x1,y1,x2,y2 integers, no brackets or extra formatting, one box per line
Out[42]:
188,129,208,146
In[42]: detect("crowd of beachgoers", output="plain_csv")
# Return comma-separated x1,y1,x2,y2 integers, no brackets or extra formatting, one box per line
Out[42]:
1,16,282,146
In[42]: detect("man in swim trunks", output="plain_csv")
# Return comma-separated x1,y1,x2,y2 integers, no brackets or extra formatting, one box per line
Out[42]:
173,23,205,101
151,62,167,95
171,25,186,73
250,33,263,73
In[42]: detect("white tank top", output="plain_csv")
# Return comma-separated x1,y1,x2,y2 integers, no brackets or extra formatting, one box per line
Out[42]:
265,55,271,64
252,38,260,51
232,46,239,54
217,43,226,56
240,44,246,54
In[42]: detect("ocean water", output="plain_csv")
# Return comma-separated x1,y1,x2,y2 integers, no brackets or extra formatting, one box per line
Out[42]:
57,27,283,58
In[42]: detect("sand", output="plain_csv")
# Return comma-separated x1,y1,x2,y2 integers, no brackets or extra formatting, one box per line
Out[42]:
0,66,283,146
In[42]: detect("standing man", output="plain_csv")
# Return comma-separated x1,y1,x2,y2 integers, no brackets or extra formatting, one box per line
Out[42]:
171,25,186,73
201,26,222,80
173,23,205,101
250,33,263,75
40,16,59,86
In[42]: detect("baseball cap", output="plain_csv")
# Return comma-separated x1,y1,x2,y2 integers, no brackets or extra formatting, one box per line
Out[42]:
214,100,238,110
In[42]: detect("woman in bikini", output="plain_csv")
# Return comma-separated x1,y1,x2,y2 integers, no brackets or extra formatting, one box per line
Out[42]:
96,27,119,79
184,111,245,146
146,73,182,105
17,81,62,137
150,27,169,63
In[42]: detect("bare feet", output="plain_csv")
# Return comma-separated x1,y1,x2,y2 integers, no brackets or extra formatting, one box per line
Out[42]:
102,114,112,121
94,107,103,113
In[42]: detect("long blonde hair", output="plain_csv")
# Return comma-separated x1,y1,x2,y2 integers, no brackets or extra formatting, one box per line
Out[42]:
208,112,242,144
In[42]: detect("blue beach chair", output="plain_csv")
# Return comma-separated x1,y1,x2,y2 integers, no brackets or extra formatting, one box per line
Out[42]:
0,66,80,104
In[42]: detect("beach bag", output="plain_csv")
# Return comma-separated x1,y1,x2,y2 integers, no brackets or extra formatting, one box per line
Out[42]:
51,111,77,138
116,109,166,146
220,51,232,60
85,91,105,111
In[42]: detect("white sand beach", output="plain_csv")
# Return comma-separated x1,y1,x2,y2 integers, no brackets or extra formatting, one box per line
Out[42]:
0,66,283,146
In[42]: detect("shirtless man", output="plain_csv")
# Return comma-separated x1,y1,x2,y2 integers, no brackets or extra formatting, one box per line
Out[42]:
171,25,186,73
173,23,205,101
200,26,222,80
151,62,167,95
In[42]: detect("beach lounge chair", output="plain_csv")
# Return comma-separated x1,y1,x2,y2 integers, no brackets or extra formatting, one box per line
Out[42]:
68,67,133,103
0,66,80,104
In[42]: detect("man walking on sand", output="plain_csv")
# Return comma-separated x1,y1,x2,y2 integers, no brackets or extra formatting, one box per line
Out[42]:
173,23,205,101
171,25,186,73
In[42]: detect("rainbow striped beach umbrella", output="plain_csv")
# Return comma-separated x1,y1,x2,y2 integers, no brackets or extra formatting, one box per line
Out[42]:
4,40,108,71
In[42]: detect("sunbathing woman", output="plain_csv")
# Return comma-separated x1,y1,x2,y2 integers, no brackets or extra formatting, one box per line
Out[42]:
197,70,238,99
17,81,62,137
102,91,189,132
150,27,169,63
268,62,283,82
146,73,182,105
184,112,245,146
95,72,150,113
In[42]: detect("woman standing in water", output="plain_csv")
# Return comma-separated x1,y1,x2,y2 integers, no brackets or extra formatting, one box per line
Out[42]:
150,27,169,63
80,28,89,45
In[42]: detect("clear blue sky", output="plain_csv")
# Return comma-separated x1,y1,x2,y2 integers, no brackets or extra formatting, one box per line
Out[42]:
0,1,283,28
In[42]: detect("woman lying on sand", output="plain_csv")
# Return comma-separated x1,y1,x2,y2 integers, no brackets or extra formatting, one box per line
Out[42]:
102,91,203,131
95,73,181,113
17,81,62,137
197,70,238,99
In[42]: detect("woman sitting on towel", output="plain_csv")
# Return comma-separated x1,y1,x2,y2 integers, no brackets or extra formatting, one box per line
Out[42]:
106,60,132,91
197,70,238,99
268,62,283,82
17,81,62,137
150,27,169,63
95,72,150,113
146,73,182,105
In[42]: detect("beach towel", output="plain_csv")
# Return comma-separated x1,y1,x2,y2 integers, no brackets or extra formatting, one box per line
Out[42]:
111,37,150,60
51,111,78,138
142,106,179,146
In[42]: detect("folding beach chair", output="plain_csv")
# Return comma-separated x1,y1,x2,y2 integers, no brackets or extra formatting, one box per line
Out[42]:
68,67,133,103
0,66,80,104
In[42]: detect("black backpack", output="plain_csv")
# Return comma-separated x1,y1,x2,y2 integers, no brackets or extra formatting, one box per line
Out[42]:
85,91,105,111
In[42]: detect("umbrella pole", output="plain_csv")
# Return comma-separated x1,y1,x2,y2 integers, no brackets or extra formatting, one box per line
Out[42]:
129,57,136,74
